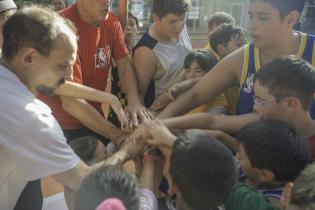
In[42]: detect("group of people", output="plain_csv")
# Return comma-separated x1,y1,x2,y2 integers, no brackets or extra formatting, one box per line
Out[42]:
0,0,315,210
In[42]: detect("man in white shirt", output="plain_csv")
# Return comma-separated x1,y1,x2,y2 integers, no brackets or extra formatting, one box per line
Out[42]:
0,6,144,210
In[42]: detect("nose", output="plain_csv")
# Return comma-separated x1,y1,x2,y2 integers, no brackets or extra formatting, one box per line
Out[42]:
249,18,258,34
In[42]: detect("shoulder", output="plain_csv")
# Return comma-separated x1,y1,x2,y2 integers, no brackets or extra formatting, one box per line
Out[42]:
133,32,158,53
59,4,77,20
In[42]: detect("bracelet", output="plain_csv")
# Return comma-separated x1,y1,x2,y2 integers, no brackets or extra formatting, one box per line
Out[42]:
142,154,158,165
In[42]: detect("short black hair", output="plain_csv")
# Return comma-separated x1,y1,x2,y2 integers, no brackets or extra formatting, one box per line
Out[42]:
250,0,306,18
68,135,99,165
237,120,312,182
128,12,139,29
210,23,245,54
170,130,237,210
2,6,76,60
254,56,315,110
207,12,235,29
152,0,190,19
184,50,218,73
75,165,139,210
291,162,315,209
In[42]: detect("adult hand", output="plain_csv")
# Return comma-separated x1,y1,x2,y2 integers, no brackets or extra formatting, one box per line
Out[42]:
134,119,176,148
108,96,130,132
125,98,153,128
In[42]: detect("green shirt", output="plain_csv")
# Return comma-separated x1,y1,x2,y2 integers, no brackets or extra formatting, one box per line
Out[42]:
224,183,280,210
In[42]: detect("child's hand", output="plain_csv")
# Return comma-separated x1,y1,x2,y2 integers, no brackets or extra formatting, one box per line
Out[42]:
150,92,173,112
146,119,177,147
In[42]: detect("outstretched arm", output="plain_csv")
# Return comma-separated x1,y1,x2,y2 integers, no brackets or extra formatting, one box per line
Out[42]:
117,56,153,126
163,112,260,134
55,81,129,128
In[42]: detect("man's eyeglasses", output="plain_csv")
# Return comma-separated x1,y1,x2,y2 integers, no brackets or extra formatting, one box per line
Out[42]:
253,96,282,108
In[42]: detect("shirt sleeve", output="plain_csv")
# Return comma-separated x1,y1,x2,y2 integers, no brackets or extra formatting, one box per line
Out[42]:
3,101,80,181
139,188,158,210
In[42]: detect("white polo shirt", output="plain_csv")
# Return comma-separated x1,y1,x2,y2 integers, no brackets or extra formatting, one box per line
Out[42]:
0,65,80,209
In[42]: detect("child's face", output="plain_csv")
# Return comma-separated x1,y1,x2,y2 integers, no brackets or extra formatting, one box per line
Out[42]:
248,1,286,49
219,36,246,58
253,80,286,120
236,144,260,182
185,60,206,80
124,17,138,44
154,13,186,39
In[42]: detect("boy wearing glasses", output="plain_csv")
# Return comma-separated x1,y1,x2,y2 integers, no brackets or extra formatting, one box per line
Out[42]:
163,56,315,159
133,0,192,108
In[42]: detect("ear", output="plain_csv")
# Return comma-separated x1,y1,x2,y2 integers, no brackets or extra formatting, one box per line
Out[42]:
284,96,300,113
283,11,300,28
281,182,294,208
258,169,275,182
217,44,227,57
152,13,160,23
19,47,37,68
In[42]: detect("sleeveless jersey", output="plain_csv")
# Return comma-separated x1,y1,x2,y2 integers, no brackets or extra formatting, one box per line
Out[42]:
236,32,315,117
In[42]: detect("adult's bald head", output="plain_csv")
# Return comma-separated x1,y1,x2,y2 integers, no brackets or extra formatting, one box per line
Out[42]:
2,6,77,60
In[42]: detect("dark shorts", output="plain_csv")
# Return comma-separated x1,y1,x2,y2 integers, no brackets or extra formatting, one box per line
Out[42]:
14,179,43,210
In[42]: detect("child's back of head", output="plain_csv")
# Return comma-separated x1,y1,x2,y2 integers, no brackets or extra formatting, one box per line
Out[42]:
169,130,237,210
75,165,139,210
237,120,312,184
207,12,235,33
286,162,315,210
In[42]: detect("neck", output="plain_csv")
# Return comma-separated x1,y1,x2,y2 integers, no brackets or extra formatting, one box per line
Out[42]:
76,0,99,26
125,39,134,51
260,31,299,65
290,112,315,139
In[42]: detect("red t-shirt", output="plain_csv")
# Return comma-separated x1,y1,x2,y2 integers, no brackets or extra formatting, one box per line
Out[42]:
38,4,128,129
309,134,315,160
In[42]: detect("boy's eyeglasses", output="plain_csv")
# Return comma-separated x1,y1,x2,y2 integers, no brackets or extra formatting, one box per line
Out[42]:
253,96,282,108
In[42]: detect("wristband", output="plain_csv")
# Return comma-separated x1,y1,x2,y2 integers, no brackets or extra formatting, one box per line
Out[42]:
142,154,158,165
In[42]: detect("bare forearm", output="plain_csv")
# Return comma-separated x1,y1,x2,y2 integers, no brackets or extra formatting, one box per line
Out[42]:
55,81,116,104
162,113,215,130
61,96,122,142
159,88,201,118
172,78,200,97
204,130,238,151
117,60,141,103
140,160,156,192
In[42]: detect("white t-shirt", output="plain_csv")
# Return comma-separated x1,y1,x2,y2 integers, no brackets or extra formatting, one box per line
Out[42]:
0,65,80,210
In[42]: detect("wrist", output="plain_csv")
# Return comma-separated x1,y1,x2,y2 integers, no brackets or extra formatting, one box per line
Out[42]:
142,154,158,165
167,89,175,101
